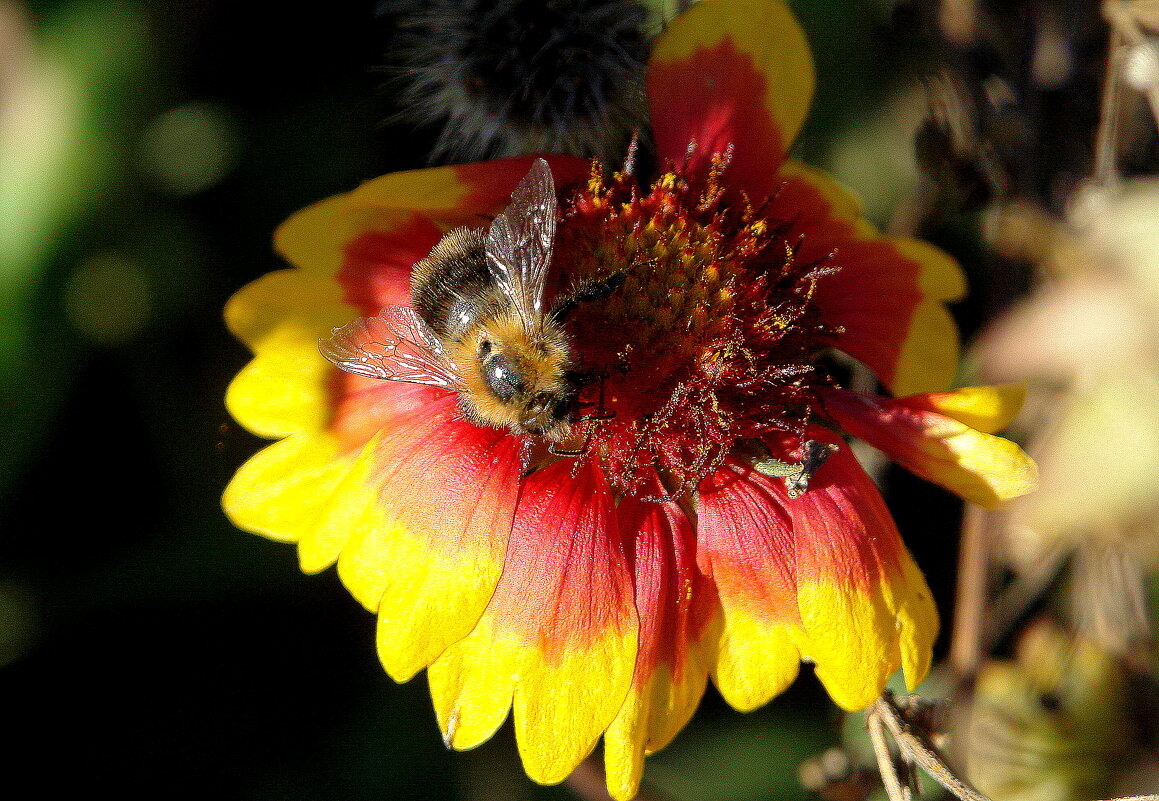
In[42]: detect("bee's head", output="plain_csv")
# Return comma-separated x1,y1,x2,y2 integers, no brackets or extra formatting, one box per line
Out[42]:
460,319,574,441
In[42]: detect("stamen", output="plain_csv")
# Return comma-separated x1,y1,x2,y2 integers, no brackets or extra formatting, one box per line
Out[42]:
546,155,843,494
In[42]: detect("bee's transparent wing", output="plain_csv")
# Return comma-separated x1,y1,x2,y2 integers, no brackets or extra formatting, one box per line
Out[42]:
486,158,557,326
319,306,460,389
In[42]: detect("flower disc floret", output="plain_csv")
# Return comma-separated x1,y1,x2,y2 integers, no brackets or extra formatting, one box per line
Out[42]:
553,157,843,494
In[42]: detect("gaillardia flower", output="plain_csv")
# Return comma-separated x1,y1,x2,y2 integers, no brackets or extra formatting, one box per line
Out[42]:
223,1,1036,797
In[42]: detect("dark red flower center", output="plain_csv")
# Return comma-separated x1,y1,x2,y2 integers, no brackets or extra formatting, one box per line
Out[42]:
550,156,843,496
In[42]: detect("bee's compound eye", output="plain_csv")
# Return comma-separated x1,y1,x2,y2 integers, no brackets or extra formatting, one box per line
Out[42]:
481,354,526,402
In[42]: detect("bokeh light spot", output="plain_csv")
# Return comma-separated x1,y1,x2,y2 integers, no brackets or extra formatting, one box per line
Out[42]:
137,101,239,197
63,251,152,345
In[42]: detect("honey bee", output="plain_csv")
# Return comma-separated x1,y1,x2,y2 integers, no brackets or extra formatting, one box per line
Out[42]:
319,158,579,441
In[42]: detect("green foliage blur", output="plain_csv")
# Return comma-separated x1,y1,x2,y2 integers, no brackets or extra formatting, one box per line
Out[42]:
0,1,972,798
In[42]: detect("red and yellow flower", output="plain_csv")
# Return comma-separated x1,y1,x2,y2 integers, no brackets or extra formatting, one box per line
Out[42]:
223,1,1036,798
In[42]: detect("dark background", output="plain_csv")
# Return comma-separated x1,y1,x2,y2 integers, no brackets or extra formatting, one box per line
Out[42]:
0,0,1056,797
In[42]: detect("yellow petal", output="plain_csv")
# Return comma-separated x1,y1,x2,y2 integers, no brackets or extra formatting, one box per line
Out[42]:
787,430,937,709
222,433,342,545
427,613,518,751
779,160,863,224
824,388,1038,509
603,491,718,801
890,553,939,690
712,611,801,711
798,580,896,711
514,628,637,785
433,460,638,785
274,166,472,277
889,238,968,396
224,269,354,438
337,397,521,681
918,383,1027,433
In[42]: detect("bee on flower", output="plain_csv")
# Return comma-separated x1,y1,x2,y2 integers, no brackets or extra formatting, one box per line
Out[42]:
222,0,1037,798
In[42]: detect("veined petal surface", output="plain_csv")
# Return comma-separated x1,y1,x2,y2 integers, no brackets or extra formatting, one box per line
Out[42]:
331,394,523,681
697,459,802,712
225,269,356,438
604,480,718,801
276,156,590,283
429,460,638,785
776,161,966,396
782,430,938,709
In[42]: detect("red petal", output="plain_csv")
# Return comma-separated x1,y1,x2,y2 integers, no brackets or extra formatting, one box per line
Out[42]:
822,386,1037,508
327,372,449,452
604,479,717,799
771,170,965,395
334,155,591,317
618,483,715,691
338,217,443,315
697,459,797,624
336,394,524,680
647,0,814,196
487,459,635,659
697,458,802,711
774,428,937,709
454,155,592,210
429,458,638,784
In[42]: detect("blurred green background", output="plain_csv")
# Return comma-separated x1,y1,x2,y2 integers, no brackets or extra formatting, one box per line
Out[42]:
0,1,1038,798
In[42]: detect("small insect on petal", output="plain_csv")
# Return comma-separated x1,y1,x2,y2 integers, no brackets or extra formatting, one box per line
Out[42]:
752,440,839,498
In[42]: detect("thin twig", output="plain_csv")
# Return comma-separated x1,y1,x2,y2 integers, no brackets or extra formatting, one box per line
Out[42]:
870,694,1159,801
867,707,910,801
1093,24,1128,186
1091,0,1159,185
1104,0,1159,126
871,694,991,801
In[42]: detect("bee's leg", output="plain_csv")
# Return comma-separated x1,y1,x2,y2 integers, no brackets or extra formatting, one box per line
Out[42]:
568,367,616,422
548,422,597,457
549,377,612,458
573,409,616,422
